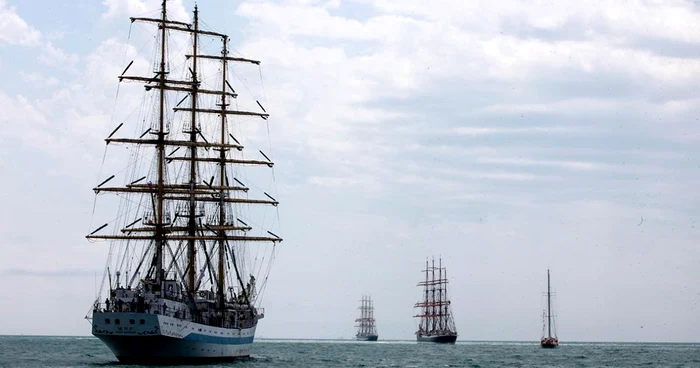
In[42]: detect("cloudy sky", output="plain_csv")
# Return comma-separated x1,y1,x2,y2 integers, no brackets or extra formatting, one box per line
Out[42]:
2,0,700,342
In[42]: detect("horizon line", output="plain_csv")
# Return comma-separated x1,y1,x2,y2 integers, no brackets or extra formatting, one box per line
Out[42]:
0,335,698,344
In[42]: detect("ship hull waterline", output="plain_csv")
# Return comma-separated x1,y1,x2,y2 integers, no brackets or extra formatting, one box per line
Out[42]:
416,334,457,344
356,335,378,342
92,311,256,364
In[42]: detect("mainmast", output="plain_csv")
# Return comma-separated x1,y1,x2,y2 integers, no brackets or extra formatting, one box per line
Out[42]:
155,0,168,284
424,258,428,332
438,257,443,331
547,269,552,338
217,36,229,308
187,4,199,294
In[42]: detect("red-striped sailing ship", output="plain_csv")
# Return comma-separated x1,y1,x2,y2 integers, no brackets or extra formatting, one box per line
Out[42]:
414,258,457,343
85,1,282,363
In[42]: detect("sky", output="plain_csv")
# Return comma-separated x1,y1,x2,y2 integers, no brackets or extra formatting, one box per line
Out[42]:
1,0,700,342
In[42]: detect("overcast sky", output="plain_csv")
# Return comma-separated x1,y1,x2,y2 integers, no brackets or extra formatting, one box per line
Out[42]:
2,0,700,342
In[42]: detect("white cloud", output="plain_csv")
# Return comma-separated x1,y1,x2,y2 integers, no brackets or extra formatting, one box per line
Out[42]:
0,0,41,46
477,157,609,171
20,71,60,86
38,42,79,69
102,0,189,23
451,126,577,136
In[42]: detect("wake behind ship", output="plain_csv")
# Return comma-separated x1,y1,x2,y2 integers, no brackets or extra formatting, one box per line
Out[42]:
414,258,458,343
86,0,282,363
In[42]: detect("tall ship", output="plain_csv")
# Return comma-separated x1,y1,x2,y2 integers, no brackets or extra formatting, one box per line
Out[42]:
540,269,559,348
85,1,282,363
355,295,378,341
414,258,458,343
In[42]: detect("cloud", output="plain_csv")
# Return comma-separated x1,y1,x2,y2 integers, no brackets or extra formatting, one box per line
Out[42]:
0,0,41,46
451,126,578,136
1,0,700,342
102,0,189,23
39,42,79,69
20,71,60,86
2,269,100,277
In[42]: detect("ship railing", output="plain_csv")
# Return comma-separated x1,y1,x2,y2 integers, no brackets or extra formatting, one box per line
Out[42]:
92,301,191,319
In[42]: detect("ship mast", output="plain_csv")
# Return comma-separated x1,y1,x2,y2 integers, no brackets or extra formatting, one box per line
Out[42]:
87,0,284,305
438,257,442,331
217,36,229,309
186,5,199,294
547,269,552,338
424,258,428,332
155,0,168,284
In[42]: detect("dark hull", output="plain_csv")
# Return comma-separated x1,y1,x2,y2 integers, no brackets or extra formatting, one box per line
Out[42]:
117,354,248,365
96,334,252,364
356,335,378,341
416,334,457,343
541,342,559,348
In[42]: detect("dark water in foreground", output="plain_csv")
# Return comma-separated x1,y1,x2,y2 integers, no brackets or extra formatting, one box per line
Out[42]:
1,336,699,367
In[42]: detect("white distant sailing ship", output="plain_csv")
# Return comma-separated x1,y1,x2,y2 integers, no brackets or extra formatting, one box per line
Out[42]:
85,1,282,363
355,295,378,341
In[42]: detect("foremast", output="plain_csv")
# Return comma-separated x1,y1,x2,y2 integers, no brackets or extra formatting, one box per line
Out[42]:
87,0,282,318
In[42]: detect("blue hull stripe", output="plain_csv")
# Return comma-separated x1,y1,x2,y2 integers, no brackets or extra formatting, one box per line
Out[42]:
182,333,255,345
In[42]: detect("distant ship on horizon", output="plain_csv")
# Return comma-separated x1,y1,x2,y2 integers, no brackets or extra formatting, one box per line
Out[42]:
355,295,378,341
414,257,457,343
540,269,559,348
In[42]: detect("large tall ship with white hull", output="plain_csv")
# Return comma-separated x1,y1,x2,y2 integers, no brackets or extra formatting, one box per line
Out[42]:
355,295,378,341
85,1,282,363
414,258,457,343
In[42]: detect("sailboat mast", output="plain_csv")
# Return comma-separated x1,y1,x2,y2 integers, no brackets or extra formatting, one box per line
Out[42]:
439,257,443,331
423,258,428,332
444,267,449,331
187,5,199,293
217,36,229,307
364,296,368,334
547,269,552,338
431,258,436,332
155,0,167,284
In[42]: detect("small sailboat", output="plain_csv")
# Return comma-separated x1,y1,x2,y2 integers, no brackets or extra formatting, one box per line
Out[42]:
540,269,559,348
414,257,457,343
355,295,378,341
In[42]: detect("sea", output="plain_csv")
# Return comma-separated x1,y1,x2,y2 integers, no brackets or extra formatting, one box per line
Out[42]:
1,336,699,367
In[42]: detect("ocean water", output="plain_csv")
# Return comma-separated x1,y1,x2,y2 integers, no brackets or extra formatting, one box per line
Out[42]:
1,336,699,367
